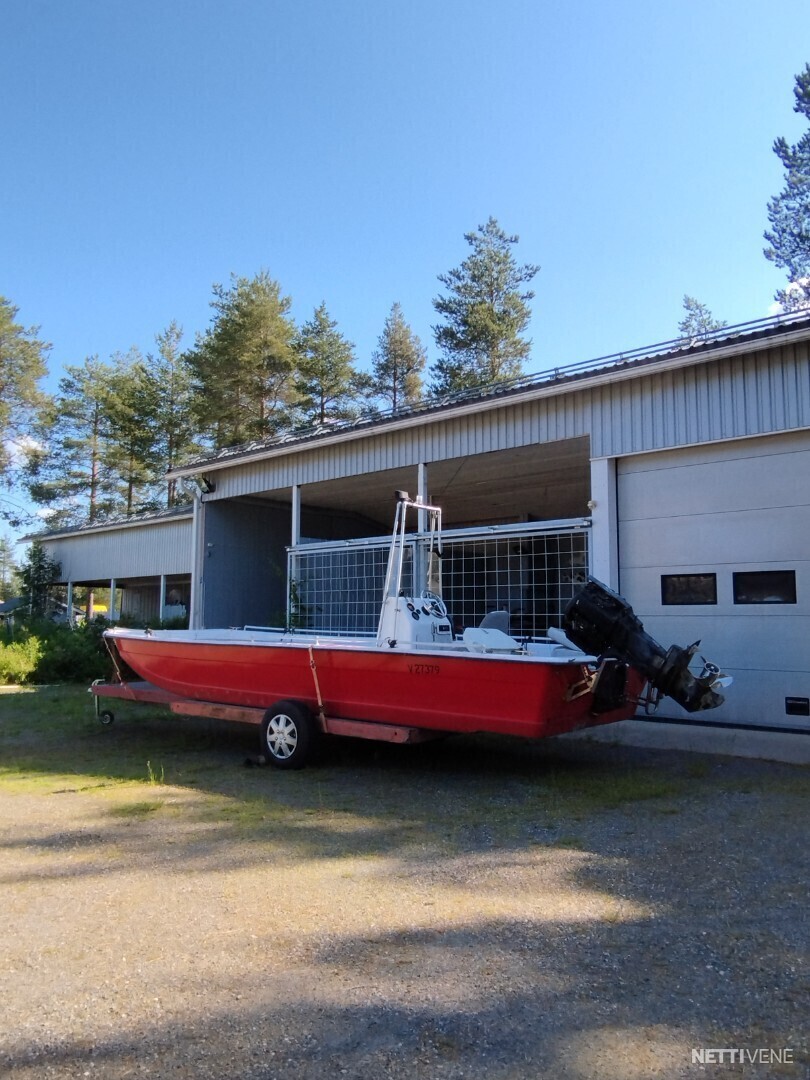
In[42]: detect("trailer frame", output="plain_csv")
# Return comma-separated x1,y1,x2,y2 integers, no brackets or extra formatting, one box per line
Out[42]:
89,678,442,748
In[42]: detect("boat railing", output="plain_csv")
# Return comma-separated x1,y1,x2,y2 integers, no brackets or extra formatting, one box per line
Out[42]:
244,625,579,645
243,624,377,639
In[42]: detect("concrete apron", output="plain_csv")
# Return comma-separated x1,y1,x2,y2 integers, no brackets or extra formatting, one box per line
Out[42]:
563,717,810,766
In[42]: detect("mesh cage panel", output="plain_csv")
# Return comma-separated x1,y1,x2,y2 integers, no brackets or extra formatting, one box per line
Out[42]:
290,545,413,634
440,531,588,637
288,527,588,637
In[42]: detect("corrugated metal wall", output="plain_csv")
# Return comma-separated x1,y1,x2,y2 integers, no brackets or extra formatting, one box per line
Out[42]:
205,340,810,500
42,517,192,582
208,394,588,499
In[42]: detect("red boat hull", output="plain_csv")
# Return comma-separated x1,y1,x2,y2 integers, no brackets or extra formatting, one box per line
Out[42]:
108,632,640,740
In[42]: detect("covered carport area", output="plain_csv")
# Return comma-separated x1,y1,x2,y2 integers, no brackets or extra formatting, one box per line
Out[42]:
181,434,595,632
286,437,592,532
34,508,193,625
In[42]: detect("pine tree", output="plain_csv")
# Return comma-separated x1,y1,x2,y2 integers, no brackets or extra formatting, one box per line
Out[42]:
0,297,50,524
678,296,727,343
105,350,164,516
294,304,367,425
371,303,426,412
144,323,198,506
18,541,61,617
764,64,810,312
26,357,121,527
431,217,540,394
0,537,19,602
186,272,298,448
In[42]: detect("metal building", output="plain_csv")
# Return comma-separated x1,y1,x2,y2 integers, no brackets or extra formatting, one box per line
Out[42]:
37,313,810,758
37,507,193,623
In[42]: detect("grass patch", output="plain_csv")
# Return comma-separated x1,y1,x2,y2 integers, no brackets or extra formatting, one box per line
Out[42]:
717,772,810,798
0,685,243,793
206,794,286,831
550,834,585,850
506,763,686,830
146,760,165,785
109,800,164,818
3,684,805,867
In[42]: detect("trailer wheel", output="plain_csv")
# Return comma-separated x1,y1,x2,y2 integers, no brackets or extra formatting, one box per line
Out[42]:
99,710,115,726
260,700,317,770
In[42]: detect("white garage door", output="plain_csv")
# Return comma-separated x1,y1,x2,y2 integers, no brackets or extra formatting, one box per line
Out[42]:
617,431,810,731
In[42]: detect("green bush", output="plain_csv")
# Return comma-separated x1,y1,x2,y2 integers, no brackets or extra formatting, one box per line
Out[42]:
0,637,43,685
1,618,112,685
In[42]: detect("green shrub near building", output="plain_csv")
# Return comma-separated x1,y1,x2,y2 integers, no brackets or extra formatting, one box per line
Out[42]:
0,636,43,684
0,617,111,685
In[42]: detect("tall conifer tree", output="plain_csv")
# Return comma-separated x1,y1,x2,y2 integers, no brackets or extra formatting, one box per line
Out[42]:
764,64,810,311
0,297,50,523
678,296,726,343
26,357,121,527
105,350,164,516
371,303,426,411
0,536,19,601
145,322,198,506
294,304,366,425
186,272,297,448
431,217,539,394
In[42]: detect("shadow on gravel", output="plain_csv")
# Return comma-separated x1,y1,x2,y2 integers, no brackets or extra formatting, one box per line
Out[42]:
1,687,809,1077
2,908,808,1079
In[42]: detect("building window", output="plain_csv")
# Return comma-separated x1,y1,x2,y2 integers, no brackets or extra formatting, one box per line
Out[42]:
733,570,797,605
661,573,717,605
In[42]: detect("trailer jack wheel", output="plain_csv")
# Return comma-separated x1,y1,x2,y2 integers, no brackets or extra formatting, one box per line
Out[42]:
98,710,115,726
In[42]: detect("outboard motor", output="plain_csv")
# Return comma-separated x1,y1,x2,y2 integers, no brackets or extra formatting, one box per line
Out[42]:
563,579,729,713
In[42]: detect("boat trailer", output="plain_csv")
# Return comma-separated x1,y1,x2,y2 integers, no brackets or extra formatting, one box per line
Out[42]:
90,577,729,764
90,678,442,745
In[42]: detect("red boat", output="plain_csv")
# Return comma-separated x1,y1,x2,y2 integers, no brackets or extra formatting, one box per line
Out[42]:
103,494,730,768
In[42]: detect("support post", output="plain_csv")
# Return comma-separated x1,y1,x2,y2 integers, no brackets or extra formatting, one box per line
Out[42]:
288,484,302,628
589,457,619,588
415,463,429,595
110,579,117,621
159,574,167,623
291,484,301,546
66,581,74,627
416,463,428,532
189,493,206,629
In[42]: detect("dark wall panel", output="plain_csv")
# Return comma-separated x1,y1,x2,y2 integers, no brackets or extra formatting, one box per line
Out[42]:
202,501,289,627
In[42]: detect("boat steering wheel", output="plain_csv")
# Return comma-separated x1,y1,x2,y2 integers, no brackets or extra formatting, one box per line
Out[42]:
420,590,448,618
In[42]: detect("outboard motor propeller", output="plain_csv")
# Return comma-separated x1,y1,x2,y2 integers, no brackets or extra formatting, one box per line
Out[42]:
563,579,729,713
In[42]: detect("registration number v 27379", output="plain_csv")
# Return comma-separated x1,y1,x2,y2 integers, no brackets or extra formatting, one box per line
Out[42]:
408,664,440,676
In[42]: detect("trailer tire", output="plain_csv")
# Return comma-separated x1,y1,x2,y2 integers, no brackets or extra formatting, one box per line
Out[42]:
260,700,317,770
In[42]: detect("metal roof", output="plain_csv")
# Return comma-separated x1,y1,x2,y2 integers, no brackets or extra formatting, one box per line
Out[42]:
168,310,810,479
25,503,193,543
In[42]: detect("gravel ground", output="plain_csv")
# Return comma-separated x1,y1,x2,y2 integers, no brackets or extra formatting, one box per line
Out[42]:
0,697,808,1080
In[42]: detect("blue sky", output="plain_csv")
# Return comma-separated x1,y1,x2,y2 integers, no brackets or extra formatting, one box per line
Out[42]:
3,0,810,392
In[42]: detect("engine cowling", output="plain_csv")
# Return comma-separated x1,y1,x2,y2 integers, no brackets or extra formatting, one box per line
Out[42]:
563,579,727,713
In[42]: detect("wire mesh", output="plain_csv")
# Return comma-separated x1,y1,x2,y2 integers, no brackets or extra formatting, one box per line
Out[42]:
289,544,414,633
440,531,589,637
288,525,588,637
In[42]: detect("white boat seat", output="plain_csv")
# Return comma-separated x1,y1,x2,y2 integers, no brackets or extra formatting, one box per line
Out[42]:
463,626,522,653
546,626,580,651
479,610,511,634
